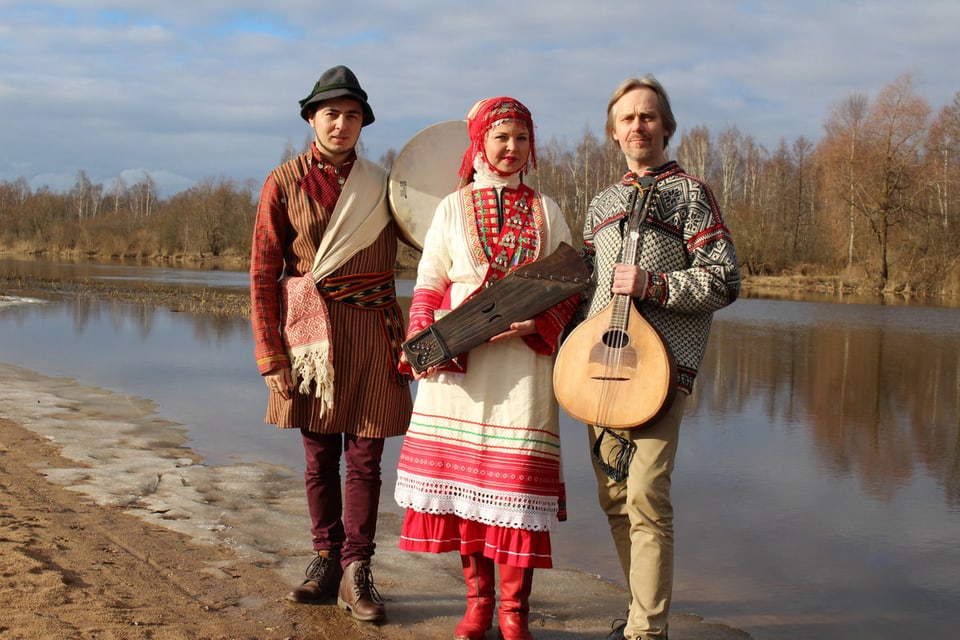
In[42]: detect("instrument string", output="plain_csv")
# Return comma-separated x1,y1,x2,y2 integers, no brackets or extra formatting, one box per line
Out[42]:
593,177,652,429
597,291,624,427
589,177,654,479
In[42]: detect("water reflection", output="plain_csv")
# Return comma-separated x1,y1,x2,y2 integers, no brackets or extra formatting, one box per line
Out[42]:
696,301,960,509
2,261,960,639
1,255,251,288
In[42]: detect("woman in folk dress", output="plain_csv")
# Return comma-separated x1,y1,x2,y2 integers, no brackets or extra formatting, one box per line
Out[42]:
395,96,577,640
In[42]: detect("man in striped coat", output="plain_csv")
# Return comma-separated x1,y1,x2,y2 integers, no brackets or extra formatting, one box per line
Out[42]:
249,65,412,624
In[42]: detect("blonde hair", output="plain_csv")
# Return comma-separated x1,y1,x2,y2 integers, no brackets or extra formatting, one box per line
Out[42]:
605,74,677,148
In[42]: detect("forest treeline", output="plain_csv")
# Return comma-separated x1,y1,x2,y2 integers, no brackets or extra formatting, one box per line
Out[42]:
2,73,958,298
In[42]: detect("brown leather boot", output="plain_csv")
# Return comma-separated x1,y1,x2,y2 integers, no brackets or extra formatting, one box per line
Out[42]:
497,564,534,640
454,554,496,640
287,549,342,604
337,560,385,623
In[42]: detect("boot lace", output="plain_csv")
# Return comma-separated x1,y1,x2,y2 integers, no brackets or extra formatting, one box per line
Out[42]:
352,563,385,605
305,553,334,581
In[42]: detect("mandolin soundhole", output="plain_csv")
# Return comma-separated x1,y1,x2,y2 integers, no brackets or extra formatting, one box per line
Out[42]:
601,329,629,349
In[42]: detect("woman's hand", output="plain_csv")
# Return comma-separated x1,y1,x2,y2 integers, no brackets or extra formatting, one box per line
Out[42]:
400,350,438,381
489,319,536,343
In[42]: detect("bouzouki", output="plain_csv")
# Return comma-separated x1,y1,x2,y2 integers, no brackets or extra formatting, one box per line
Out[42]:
553,175,677,429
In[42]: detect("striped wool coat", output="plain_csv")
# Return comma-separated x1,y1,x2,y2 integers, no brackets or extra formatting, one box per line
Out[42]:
250,148,412,437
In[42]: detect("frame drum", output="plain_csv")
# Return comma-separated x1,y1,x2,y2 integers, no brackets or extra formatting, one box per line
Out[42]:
387,120,469,250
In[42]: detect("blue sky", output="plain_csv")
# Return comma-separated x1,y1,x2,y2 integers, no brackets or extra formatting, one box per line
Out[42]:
2,0,958,197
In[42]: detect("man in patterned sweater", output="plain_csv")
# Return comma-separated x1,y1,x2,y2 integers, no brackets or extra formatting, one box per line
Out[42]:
575,75,740,640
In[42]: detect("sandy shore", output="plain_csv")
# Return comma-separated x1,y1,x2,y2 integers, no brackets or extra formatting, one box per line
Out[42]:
0,364,751,640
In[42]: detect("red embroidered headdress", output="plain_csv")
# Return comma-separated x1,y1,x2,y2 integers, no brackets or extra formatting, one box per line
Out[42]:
457,96,538,184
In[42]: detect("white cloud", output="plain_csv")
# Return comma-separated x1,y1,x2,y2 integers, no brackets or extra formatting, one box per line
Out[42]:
1,0,957,197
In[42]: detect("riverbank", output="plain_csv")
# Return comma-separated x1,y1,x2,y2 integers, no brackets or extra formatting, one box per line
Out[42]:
0,414,342,640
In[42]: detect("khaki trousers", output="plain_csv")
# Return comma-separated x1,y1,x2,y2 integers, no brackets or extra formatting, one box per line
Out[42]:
589,392,687,640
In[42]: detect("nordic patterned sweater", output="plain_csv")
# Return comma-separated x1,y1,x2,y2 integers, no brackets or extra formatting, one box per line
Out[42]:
577,160,741,394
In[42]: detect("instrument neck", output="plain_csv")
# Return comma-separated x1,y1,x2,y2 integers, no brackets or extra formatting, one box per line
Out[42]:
609,291,635,329
609,176,655,330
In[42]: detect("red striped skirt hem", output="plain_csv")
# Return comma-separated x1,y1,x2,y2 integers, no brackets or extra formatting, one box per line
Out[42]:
397,509,553,568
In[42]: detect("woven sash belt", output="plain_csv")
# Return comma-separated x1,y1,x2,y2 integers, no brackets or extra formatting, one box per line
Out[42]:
320,270,406,383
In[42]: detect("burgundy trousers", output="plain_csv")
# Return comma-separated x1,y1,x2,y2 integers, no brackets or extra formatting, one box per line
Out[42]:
300,430,385,567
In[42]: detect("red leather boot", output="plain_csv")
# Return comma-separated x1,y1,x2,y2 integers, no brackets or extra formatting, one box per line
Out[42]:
497,564,534,640
455,554,497,640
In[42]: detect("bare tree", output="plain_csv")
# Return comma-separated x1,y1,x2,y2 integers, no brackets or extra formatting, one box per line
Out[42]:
741,134,767,212
717,126,743,213
676,126,712,181
110,175,127,214
823,92,869,268
858,74,931,287
0,178,30,242
926,92,960,230
71,170,94,221
130,172,157,218
791,136,814,256
768,139,794,263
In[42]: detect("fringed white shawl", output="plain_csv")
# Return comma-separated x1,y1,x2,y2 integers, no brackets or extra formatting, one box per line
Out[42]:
280,158,390,416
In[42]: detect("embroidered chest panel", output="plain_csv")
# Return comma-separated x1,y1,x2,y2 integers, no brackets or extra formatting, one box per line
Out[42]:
460,185,545,281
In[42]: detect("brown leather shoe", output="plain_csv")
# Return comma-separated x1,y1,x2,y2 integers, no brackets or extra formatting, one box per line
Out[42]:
337,560,385,622
287,550,342,604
